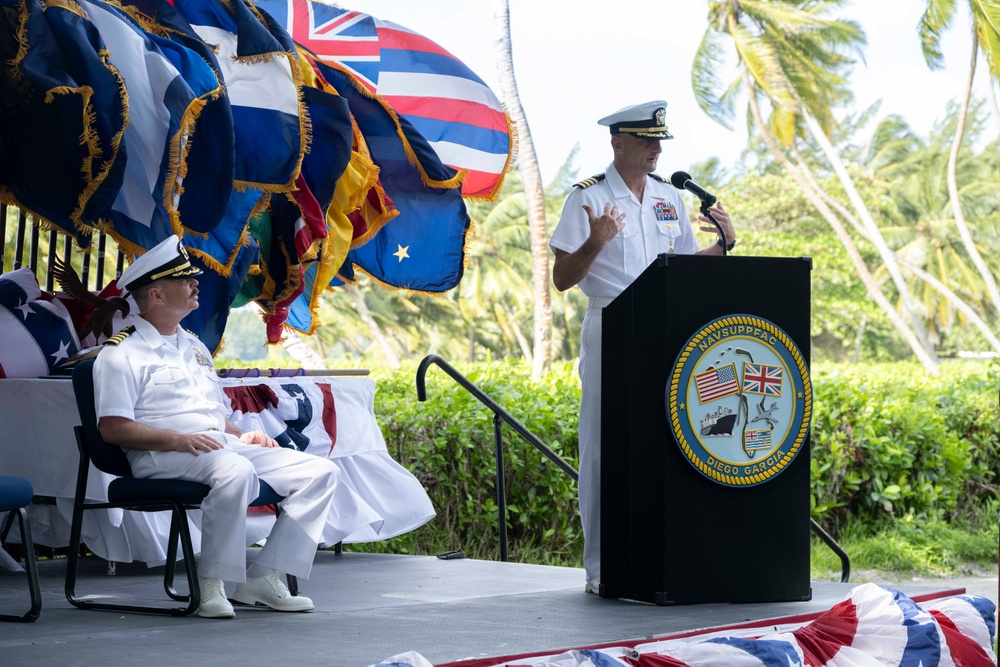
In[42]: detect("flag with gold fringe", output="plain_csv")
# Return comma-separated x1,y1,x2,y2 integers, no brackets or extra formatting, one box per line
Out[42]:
171,0,306,194
256,0,513,201
0,0,125,247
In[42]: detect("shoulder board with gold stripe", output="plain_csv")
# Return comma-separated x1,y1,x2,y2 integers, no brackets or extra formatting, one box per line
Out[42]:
183,328,198,338
104,325,136,347
650,173,667,183
573,173,606,189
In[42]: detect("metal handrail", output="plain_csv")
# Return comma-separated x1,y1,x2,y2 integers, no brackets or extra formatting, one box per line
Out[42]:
415,353,849,582
811,519,851,583
415,355,578,563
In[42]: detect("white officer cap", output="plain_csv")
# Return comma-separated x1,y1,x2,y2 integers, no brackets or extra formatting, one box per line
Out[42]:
118,234,202,293
597,100,673,139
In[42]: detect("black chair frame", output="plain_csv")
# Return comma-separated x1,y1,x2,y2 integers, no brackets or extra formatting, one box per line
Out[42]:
0,504,42,622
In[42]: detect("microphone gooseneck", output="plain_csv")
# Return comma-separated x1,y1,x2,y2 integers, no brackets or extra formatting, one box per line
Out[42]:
669,170,728,255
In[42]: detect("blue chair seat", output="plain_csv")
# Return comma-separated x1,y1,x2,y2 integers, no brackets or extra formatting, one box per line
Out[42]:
0,476,33,511
0,475,41,622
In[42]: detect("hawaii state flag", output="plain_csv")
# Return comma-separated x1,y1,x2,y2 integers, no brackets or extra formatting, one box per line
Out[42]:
256,0,513,201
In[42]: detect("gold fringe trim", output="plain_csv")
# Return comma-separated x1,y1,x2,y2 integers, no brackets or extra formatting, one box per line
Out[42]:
163,96,207,239
104,0,166,36
461,105,517,204
184,228,249,277
252,226,303,317
6,1,29,73
307,53,467,192
212,335,225,358
72,52,129,234
348,182,398,249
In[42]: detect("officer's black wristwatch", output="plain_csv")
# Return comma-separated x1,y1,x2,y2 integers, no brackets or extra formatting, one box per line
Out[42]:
717,237,737,251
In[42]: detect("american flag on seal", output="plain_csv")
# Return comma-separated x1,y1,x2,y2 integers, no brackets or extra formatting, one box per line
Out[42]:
694,364,740,403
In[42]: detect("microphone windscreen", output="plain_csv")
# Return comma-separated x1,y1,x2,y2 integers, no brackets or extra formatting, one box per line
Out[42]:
670,171,691,190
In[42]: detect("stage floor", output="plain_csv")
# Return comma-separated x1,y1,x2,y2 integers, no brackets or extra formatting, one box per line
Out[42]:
0,550,994,666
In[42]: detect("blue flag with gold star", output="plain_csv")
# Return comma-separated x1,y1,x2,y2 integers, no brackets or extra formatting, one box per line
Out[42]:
313,59,470,293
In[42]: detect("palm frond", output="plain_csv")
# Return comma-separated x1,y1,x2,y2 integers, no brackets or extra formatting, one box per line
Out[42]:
971,0,1000,82
693,28,737,128
918,0,957,69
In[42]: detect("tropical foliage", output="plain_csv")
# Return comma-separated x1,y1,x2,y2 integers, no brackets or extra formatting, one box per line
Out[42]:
341,359,999,576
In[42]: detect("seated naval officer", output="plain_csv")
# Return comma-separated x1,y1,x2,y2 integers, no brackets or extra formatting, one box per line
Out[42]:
93,234,340,618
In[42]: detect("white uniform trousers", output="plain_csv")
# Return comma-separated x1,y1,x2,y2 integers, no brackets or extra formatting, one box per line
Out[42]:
578,297,611,583
127,434,339,583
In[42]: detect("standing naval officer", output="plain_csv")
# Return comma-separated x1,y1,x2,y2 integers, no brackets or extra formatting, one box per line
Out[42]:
93,234,340,618
549,100,737,594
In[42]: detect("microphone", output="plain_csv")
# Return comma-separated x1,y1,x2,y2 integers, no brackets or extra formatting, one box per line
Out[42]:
670,170,731,254
669,171,717,207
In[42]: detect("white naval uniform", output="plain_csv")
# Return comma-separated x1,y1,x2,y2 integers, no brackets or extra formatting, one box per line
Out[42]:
93,317,339,582
549,163,700,583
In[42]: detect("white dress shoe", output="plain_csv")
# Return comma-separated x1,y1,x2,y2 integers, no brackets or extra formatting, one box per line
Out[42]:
197,578,235,618
585,576,601,595
232,571,315,612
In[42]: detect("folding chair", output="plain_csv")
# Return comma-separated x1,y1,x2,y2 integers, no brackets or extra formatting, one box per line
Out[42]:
66,358,299,616
0,476,42,622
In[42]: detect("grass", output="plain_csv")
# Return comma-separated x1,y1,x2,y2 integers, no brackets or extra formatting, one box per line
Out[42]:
811,514,999,581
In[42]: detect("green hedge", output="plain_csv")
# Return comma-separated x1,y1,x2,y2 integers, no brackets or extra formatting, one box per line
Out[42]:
367,360,999,563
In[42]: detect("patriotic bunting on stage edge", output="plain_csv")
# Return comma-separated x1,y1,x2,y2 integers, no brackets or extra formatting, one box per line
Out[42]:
370,585,998,667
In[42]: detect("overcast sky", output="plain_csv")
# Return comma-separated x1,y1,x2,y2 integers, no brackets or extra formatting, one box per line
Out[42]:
346,0,993,185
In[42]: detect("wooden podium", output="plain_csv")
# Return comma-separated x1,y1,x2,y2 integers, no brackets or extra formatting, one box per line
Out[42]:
600,253,812,604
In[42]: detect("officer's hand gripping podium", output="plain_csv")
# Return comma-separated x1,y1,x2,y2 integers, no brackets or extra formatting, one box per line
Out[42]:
600,253,813,605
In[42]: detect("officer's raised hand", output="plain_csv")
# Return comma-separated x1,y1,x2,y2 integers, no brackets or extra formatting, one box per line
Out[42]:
581,202,625,247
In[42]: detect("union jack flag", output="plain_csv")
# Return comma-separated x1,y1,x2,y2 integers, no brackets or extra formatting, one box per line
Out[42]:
694,364,740,404
269,0,380,90
742,363,783,396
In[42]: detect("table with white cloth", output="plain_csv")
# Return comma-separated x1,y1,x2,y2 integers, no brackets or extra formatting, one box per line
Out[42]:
0,375,434,567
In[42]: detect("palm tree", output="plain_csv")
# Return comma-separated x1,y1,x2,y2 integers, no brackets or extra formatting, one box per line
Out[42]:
694,0,940,371
918,0,1000,312
493,0,552,378
463,179,535,362
862,112,1000,351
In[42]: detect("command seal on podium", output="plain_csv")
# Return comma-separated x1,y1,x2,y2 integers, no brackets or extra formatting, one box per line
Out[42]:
667,315,812,487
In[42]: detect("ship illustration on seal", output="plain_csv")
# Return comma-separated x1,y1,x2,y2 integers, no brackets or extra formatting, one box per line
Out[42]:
700,406,737,436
